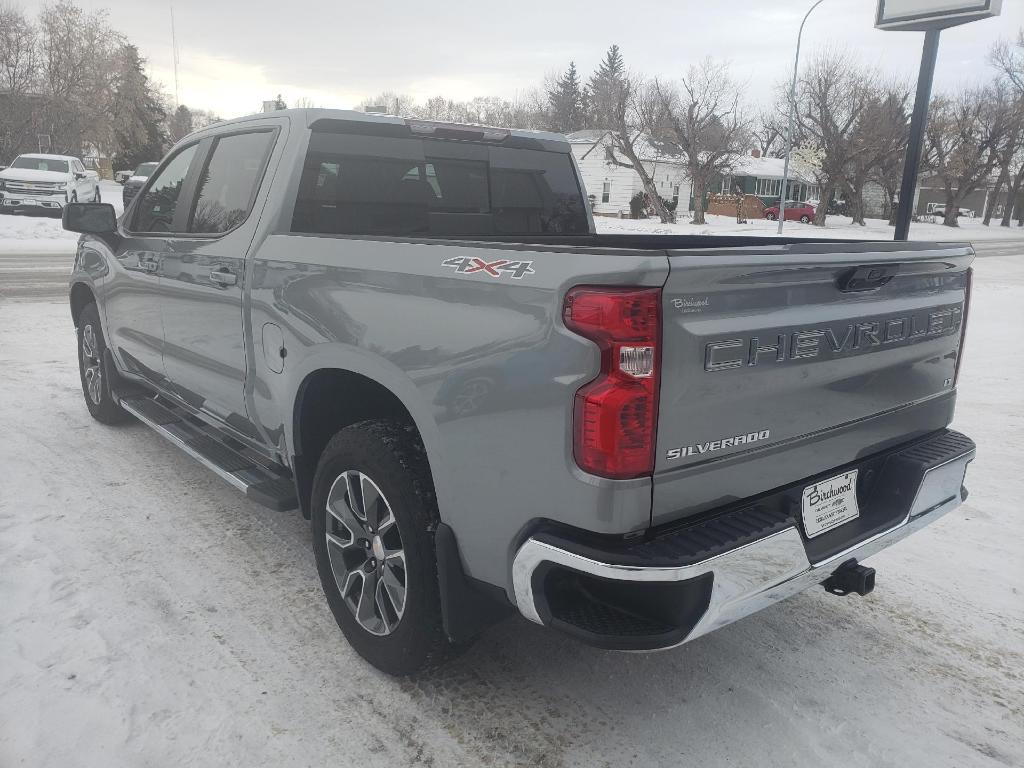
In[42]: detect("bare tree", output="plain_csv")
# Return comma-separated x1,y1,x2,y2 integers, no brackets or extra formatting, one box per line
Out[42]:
794,51,874,226
753,108,787,158
656,59,750,226
990,29,1024,227
991,29,1024,94
923,87,1003,227
0,3,37,93
843,79,910,225
37,1,123,154
0,3,40,160
980,82,1023,226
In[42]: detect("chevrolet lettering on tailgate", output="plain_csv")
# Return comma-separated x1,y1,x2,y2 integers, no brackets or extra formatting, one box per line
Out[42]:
704,305,963,372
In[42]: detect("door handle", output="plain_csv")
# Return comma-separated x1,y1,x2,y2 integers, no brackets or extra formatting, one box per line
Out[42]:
837,264,899,292
138,256,159,273
209,268,238,287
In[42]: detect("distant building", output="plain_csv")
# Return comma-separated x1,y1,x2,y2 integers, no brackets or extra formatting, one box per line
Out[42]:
567,130,691,217
914,174,999,218
716,150,819,207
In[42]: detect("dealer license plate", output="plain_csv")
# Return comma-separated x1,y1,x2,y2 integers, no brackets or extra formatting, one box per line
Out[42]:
801,470,860,539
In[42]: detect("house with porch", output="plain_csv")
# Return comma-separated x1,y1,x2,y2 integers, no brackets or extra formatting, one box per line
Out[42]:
567,130,692,217
715,150,820,207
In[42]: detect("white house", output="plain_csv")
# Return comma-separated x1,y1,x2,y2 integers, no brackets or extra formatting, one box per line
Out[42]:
567,130,692,217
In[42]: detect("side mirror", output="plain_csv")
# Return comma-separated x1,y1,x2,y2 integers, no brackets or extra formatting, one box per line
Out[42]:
75,172,87,179
63,203,117,234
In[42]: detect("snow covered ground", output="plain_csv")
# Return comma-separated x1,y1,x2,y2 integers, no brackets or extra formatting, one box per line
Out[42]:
596,211,1024,242
0,180,124,253
0,251,1021,764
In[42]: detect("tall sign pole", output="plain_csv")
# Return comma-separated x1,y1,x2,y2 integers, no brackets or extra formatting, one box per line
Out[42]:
876,0,1003,241
893,29,940,241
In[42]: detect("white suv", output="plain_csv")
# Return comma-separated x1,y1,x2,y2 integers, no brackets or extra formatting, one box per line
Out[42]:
0,154,101,214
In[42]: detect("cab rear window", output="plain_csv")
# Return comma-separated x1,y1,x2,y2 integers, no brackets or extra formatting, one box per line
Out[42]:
291,133,588,238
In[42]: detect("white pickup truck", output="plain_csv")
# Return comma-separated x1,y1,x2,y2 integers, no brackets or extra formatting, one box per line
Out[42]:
0,153,101,214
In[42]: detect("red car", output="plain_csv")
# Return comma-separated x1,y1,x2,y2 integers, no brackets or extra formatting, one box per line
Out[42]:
764,201,815,223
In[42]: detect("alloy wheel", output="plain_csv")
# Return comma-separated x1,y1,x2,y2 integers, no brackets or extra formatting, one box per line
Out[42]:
82,324,103,406
325,470,407,636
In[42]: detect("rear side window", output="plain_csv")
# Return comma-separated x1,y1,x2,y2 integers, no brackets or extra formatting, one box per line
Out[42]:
133,144,198,233
291,133,588,237
190,131,275,234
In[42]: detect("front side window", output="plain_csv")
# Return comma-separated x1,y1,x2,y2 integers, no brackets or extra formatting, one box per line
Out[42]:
292,133,588,237
133,144,198,233
190,131,275,234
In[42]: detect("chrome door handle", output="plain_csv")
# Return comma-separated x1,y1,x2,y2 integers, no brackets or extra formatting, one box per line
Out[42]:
210,268,237,287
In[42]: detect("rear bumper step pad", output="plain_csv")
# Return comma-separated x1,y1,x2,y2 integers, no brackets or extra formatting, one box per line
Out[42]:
512,428,975,651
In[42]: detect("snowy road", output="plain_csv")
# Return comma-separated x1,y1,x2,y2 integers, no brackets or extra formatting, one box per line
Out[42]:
1,256,1022,767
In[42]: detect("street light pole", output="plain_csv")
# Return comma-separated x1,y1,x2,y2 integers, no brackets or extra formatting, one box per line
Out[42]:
778,0,826,235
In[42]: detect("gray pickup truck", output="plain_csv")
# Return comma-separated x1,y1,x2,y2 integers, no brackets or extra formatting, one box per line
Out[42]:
63,109,976,675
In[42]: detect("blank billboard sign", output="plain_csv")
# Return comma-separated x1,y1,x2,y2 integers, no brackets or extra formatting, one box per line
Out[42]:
876,0,1001,30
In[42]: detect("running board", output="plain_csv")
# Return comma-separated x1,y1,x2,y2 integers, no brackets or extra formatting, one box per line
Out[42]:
119,394,298,511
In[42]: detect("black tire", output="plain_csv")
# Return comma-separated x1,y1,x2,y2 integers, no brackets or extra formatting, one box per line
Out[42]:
77,303,131,425
311,419,456,675
800,214,811,224
55,191,78,219
765,212,777,221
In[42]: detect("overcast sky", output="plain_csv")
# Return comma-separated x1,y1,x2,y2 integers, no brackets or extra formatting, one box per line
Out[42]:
22,0,1023,117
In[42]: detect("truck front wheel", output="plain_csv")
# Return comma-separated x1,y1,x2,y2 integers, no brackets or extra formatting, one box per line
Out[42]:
77,303,131,424
311,420,455,675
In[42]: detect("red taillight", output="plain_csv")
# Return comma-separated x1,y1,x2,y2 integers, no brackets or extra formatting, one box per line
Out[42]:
564,286,661,479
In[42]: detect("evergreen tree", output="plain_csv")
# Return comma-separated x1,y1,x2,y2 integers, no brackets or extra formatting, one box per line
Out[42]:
547,62,588,134
589,44,627,128
168,104,194,142
109,44,167,168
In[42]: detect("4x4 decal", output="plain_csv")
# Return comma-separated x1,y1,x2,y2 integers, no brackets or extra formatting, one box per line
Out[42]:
441,256,535,279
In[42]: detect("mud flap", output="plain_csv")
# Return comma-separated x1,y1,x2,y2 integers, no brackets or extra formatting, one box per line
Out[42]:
435,522,513,643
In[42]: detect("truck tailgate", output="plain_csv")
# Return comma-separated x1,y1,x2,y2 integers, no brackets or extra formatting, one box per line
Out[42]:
654,241,973,526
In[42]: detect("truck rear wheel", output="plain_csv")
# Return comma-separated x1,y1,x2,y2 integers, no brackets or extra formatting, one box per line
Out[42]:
77,303,131,425
311,419,455,675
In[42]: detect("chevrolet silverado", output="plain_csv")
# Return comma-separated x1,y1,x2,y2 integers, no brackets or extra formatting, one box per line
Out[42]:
62,109,976,674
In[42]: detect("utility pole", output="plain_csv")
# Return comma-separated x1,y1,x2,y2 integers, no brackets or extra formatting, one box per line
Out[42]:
170,4,181,110
778,0,827,235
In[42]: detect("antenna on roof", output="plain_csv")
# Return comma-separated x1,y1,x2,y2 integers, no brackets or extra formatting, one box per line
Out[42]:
170,4,181,109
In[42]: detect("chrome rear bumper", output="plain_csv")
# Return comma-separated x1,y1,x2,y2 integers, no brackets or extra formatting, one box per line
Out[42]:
512,434,975,650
